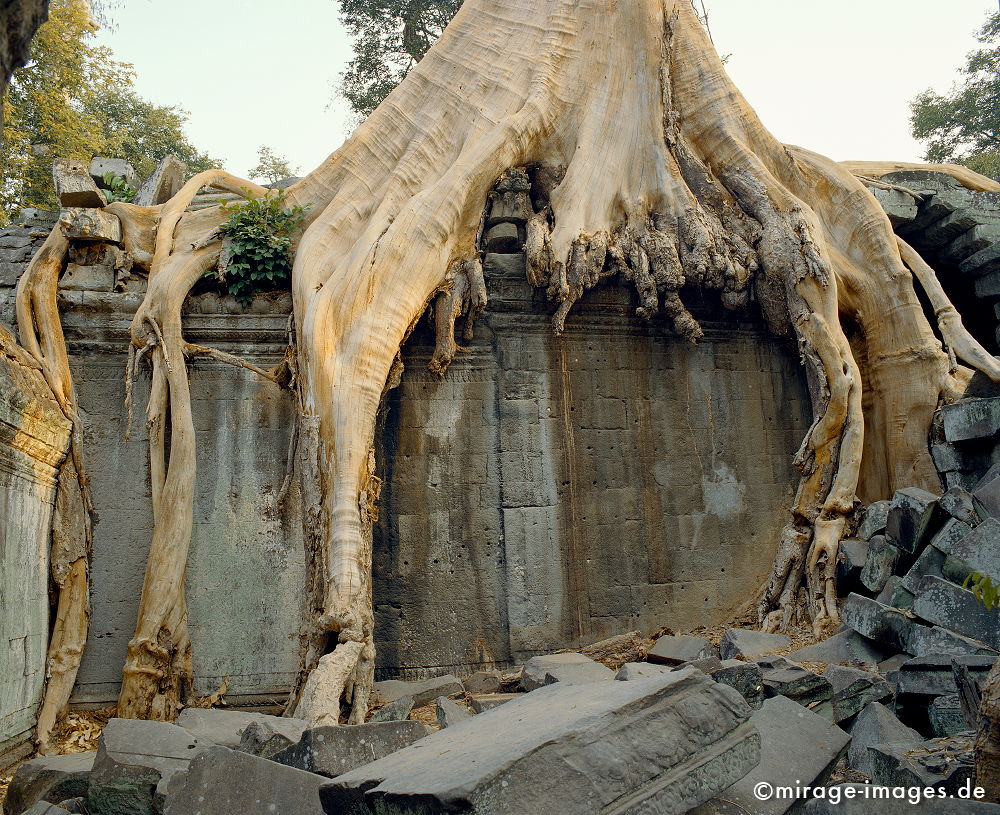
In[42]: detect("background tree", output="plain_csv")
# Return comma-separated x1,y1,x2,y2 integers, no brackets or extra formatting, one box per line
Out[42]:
248,145,299,186
911,11,1000,179
0,0,218,219
0,0,49,121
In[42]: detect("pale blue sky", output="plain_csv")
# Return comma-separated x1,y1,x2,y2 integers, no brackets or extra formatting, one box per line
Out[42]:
96,1,999,179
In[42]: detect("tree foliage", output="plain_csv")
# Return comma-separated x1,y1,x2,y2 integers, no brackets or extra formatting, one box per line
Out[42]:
248,145,299,186
0,0,218,219
338,0,462,118
911,12,1000,179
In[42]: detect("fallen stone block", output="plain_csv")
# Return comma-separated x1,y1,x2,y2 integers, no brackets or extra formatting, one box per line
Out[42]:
719,628,790,660
869,734,975,794
469,693,522,713
974,467,1000,520
900,543,946,596
520,652,614,691
368,695,414,723
3,753,94,815
711,660,765,710
837,538,868,593
579,630,648,666
58,208,122,243
320,669,759,815
929,694,969,738
690,695,849,815
435,696,471,728
824,665,892,722
272,720,432,778
647,634,712,665
20,805,73,815
88,718,207,815
134,155,186,207
940,486,980,525
858,500,892,540
943,517,1000,584
887,487,941,554
675,656,724,674
462,671,501,695
615,661,671,680
931,517,974,555
912,576,1000,649
175,708,307,750
847,701,923,776
906,623,998,658
162,745,324,815
237,719,298,760
89,157,138,190
762,666,833,716
788,630,887,666
53,158,107,208
374,674,464,706
942,398,1000,443
842,594,912,652
889,653,995,697
862,535,900,592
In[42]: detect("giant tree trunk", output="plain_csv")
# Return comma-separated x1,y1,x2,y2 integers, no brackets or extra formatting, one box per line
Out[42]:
978,660,1000,801
18,0,1000,726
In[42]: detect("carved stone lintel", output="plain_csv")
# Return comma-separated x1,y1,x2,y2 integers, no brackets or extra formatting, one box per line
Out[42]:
59,208,123,244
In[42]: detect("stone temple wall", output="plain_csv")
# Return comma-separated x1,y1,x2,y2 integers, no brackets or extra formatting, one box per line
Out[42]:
0,328,71,768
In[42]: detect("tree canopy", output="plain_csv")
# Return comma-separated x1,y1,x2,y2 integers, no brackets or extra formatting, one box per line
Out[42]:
248,145,300,185
911,12,1000,179
0,0,218,219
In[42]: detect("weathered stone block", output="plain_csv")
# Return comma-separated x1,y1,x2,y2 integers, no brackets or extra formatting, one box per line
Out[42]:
647,634,712,665
719,628,790,661
869,734,975,793
929,694,970,738
52,158,107,208
483,222,521,253
175,708,307,750
887,487,941,553
842,594,912,652
320,670,759,815
469,693,521,713
615,661,670,680
89,158,139,190
907,623,998,658
237,719,297,759
861,534,900,593
931,517,974,555
435,695,471,728
847,701,922,776
901,543,946,595
4,752,94,815
943,517,1000,584
374,674,464,706
872,187,919,226
162,745,324,815
273,721,432,778
134,155,187,207
837,538,868,592
463,671,501,695
912,576,1000,650
940,486,980,525
58,264,115,292
58,208,122,243
711,660,765,710
889,654,995,697
482,252,525,278
369,695,414,723
520,652,614,691
965,244,1000,279
942,398,1000,443
88,719,206,815
486,191,533,227
762,666,833,717
788,630,886,666
857,500,891,540
824,665,892,722
690,696,849,815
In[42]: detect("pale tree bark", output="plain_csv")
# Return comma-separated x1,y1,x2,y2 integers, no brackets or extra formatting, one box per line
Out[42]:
979,660,1000,801
15,0,1000,727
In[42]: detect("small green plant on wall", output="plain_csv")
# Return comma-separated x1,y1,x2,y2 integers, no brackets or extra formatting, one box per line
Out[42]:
965,572,1000,610
212,189,309,306
102,171,137,203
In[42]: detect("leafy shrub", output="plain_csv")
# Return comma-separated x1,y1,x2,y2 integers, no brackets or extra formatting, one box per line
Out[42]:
213,190,309,305
964,572,999,610
102,171,137,203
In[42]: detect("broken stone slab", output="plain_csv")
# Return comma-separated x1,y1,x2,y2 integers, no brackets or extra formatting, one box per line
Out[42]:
20,805,73,815
912,576,1000,650
237,719,297,760
824,665,892,722
689,695,850,815
837,538,868,593
161,745,324,815
842,594,912,652
931,517,975,555
520,652,615,691
788,630,887,666
615,661,671,681
435,696,471,728
858,500,892,540
762,666,833,717
719,628,790,660
52,158,107,208
647,634,713,665
320,669,759,815
889,653,996,697
469,693,522,713
57,208,122,243
887,487,941,554
462,670,501,695
89,157,138,190
942,397,1000,443
134,155,187,207
579,630,648,666
929,694,969,738
941,486,981,525
483,222,521,253
943,517,1000,584
374,674,464,706
711,660,765,710
906,622,998,658
3,752,94,815
368,695,414,723
861,534,901,593
272,720,432,778
869,734,975,794
88,718,207,815
675,656,724,674
974,466,1000,520
847,702,923,776
175,708,307,750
